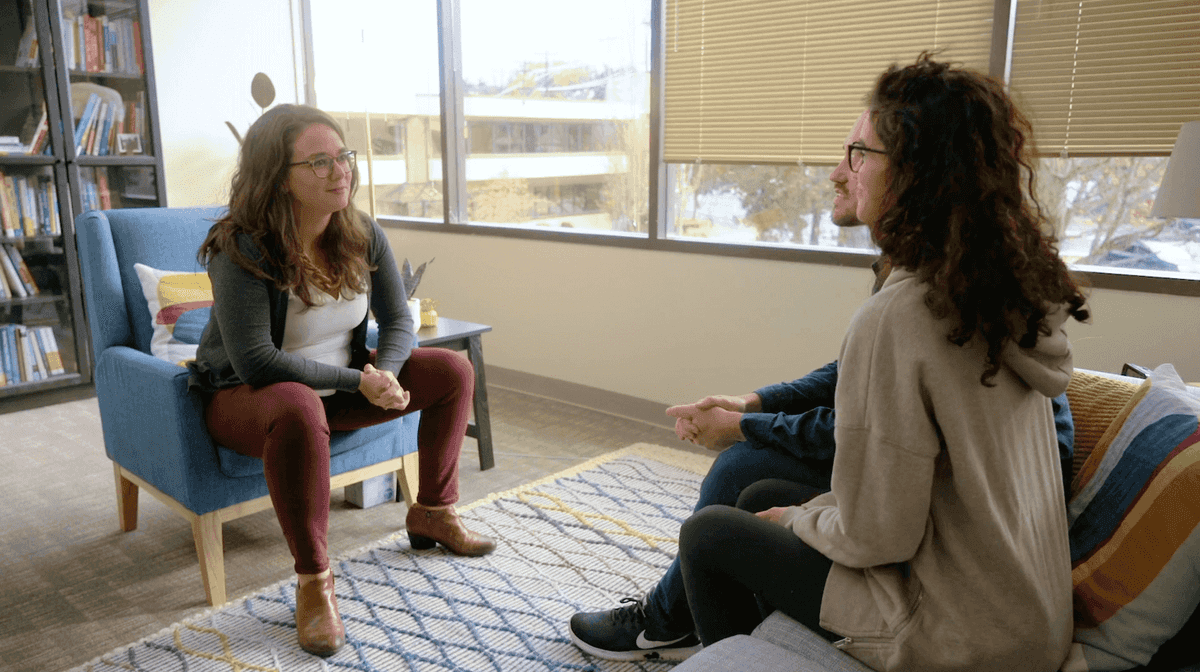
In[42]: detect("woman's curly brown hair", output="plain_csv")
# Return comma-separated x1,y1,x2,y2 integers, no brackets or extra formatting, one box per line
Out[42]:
198,104,372,306
869,53,1089,386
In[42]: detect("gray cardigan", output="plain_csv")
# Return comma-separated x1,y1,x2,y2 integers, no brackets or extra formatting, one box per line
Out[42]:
187,217,414,394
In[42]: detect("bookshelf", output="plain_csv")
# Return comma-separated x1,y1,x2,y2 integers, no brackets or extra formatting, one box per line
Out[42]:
49,0,167,215
0,0,166,401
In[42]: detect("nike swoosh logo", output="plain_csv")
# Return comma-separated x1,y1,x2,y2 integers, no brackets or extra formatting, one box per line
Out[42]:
635,631,690,649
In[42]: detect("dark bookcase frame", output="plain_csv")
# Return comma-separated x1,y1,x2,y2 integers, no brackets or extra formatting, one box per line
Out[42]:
0,0,166,405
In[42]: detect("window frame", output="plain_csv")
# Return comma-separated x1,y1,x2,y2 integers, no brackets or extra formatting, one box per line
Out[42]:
302,0,1200,298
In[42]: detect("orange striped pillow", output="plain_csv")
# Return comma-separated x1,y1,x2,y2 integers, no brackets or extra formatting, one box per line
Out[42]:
1062,366,1200,671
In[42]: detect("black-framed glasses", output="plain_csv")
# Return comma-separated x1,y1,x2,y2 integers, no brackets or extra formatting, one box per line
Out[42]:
846,142,887,173
290,149,357,179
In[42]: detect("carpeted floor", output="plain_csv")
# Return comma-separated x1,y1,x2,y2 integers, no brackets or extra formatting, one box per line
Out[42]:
63,445,714,672
0,385,694,672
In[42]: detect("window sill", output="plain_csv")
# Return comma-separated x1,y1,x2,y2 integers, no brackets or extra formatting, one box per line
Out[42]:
378,217,1200,296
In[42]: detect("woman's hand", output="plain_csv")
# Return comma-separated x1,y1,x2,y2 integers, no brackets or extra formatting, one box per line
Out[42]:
359,363,410,411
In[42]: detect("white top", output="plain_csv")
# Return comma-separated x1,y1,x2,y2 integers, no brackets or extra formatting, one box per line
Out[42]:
282,289,368,396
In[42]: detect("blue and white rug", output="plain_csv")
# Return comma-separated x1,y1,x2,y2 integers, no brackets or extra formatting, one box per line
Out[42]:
68,444,713,672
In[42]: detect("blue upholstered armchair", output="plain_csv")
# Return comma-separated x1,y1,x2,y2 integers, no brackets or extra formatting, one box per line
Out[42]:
75,206,419,606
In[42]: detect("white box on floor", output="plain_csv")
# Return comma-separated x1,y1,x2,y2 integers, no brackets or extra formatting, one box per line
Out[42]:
345,473,396,508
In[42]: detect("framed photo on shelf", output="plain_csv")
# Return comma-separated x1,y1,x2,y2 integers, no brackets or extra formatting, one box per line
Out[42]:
117,133,142,155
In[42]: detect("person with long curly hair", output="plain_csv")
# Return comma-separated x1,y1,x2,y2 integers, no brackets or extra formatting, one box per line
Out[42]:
189,104,495,658
676,54,1089,672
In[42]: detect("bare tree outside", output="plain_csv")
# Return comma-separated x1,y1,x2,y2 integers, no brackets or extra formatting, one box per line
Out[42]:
669,157,1197,276
1035,157,1194,272
671,163,874,250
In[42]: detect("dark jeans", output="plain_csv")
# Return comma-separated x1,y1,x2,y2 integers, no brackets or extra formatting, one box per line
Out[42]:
644,435,835,634
204,347,474,574
679,479,835,645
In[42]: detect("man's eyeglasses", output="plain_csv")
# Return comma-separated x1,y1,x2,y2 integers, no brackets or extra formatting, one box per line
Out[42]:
290,150,357,179
846,142,887,173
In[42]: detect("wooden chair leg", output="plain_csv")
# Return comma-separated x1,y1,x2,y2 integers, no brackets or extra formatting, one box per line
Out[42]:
192,512,226,606
114,464,139,532
397,450,419,506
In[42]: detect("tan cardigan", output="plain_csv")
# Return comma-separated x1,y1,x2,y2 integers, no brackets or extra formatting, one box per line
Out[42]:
778,269,1074,672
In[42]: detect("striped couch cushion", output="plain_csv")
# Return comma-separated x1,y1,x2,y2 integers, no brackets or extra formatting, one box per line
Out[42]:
1061,365,1200,672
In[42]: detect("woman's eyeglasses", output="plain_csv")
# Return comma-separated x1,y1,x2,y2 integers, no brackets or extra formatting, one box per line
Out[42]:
846,142,887,173
290,150,357,179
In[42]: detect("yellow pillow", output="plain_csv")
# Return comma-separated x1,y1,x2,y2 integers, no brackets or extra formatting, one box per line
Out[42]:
132,263,213,365
1065,370,1140,485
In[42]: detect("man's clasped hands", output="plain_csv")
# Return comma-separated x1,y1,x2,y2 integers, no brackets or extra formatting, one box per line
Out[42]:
667,393,790,524
667,393,761,451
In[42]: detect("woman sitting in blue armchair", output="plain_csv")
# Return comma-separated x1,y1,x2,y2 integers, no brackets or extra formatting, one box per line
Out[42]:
188,104,495,657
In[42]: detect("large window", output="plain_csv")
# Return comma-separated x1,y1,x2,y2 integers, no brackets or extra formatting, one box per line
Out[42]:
309,0,443,221
455,0,651,233
306,0,1200,290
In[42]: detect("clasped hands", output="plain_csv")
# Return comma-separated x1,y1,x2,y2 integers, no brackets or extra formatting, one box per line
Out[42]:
665,394,752,452
359,363,410,411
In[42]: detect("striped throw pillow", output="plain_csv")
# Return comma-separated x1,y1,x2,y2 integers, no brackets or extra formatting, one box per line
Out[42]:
1060,365,1200,672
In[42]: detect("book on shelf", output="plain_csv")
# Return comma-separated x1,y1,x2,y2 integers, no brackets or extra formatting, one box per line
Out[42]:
65,10,143,75
86,102,106,155
11,176,36,236
0,247,26,298
0,255,9,299
79,168,100,212
42,178,61,235
84,13,102,73
0,172,60,237
100,15,113,73
0,136,26,155
0,174,20,238
1,325,18,385
28,106,50,155
132,20,145,75
0,329,7,386
61,14,76,70
2,244,39,296
75,14,87,70
74,94,100,155
34,326,66,376
98,105,114,156
26,326,45,381
17,326,43,382
15,22,39,68
95,169,113,210
27,326,48,378
13,326,32,382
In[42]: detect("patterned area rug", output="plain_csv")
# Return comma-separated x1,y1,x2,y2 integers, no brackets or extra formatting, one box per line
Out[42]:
68,444,713,672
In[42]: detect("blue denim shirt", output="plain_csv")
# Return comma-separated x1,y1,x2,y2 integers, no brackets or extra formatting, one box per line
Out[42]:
741,360,1076,501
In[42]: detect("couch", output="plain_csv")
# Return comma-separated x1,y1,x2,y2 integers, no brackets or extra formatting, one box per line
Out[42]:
75,206,421,606
675,366,1200,672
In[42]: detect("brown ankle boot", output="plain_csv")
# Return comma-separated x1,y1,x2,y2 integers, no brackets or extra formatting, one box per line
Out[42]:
406,503,497,556
295,572,345,657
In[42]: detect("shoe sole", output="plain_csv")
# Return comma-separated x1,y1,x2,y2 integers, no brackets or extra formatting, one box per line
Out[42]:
568,628,701,662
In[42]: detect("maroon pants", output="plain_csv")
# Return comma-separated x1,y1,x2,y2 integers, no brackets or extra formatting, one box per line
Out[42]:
204,348,474,574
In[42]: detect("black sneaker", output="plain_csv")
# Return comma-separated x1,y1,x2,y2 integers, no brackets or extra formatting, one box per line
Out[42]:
569,596,702,661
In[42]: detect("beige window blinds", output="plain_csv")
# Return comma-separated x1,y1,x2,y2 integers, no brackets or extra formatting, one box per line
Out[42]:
663,0,995,165
1008,0,1200,157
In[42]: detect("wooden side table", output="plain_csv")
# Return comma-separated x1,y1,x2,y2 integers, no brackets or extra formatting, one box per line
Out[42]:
416,318,495,470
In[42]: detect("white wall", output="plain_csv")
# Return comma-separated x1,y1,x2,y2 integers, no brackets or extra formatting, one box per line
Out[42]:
390,228,1200,404
148,0,303,208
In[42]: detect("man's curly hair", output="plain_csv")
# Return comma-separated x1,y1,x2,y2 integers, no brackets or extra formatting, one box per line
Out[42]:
869,53,1089,386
